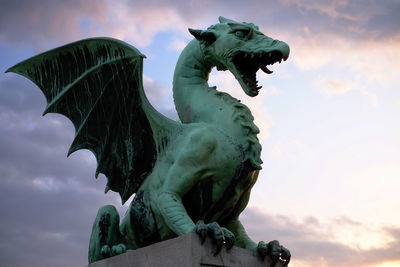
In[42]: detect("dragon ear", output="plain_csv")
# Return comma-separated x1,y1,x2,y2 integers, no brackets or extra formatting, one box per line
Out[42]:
189,28,216,44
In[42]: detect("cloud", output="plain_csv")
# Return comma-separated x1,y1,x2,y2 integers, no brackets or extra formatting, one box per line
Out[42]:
359,88,378,106
241,207,400,267
291,30,399,106
292,31,400,77
143,75,178,119
278,0,399,39
0,0,214,50
1,1,399,266
0,71,128,266
168,38,188,52
280,0,352,19
2,0,398,66
0,171,126,267
366,0,400,38
312,74,379,105
312,75,379,106
0,0,108,50
272,144,283,157
314,76,352,96
273,139,309,159
92,2,189,47
264,86,280,97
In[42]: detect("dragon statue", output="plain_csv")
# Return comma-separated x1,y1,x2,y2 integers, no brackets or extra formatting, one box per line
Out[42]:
7,17,291,266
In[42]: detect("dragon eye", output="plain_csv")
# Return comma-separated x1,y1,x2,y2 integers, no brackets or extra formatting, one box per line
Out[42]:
234,29,250,39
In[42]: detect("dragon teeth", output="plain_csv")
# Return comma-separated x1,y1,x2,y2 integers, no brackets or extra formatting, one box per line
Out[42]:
261,65,273,74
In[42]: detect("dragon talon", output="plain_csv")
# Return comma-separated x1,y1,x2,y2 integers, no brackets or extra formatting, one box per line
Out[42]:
195,220,208,244
195,221,228,255
257,240,291,267
281,246,291,266
100,245,111,257
111,244,127,256
221,227,235,250
257,241,268,260
213,239,224,256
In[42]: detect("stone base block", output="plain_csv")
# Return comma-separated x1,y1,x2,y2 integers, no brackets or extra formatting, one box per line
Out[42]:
88,233,286,267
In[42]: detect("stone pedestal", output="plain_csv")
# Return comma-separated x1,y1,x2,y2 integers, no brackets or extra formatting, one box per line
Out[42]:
88,233,286,267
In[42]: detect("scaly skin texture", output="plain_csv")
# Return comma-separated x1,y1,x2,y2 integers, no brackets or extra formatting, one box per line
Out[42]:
117,17,291,266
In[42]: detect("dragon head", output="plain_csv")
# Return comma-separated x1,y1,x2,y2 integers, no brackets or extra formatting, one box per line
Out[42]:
189,16,290,97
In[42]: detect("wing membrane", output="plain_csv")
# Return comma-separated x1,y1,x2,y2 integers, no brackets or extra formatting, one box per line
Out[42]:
7,38,157,203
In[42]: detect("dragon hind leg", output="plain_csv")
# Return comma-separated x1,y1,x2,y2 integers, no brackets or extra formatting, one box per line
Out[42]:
88,205,127,263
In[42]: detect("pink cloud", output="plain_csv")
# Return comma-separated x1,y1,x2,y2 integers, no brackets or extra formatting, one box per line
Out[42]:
242,207,400,267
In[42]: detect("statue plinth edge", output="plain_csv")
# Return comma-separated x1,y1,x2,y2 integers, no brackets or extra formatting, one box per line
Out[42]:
88,233,286,267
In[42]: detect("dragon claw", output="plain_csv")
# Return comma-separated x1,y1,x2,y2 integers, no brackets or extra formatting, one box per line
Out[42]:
206,222,224,255
101,243,127,257
101,245,111,257
221,227,235,250
257,241,268,260
111,244,127,256
257,240,291,267
195,220,235,255
280,246,291,266
195,220,208,244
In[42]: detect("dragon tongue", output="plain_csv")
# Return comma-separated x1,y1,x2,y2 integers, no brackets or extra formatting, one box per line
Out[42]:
261,65,273,74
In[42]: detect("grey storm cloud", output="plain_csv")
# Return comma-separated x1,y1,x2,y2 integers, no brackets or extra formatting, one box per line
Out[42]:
0,76,92,185
0,0,108,49
0,73,124,266
0,0,398,51
366,0,400,38
0,180,99,266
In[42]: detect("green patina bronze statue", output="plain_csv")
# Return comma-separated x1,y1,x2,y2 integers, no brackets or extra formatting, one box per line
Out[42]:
7,17,290,266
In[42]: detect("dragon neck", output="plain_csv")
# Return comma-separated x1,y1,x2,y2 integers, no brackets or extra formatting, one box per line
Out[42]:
172,40,262,170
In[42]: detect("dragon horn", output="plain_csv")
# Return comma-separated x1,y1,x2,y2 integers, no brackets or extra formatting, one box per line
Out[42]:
218,16,237,24
188,28,216,44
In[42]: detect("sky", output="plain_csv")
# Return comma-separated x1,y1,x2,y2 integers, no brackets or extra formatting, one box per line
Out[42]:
0,0,399,266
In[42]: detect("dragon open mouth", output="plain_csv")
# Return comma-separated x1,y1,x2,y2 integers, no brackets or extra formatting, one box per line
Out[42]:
232,50,287,96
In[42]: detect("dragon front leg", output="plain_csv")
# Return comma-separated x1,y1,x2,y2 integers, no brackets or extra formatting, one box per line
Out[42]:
156,128,233,254
158,191,196,235
156,128,217,234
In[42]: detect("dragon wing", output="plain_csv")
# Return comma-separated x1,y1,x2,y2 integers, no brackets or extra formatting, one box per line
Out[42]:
7,37,179,203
